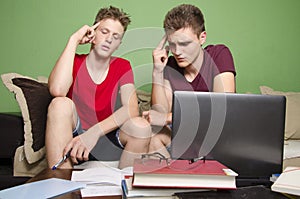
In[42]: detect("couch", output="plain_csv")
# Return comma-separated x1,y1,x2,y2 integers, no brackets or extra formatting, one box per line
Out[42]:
0,112,30,190
0,73,299,189
259,86,300,169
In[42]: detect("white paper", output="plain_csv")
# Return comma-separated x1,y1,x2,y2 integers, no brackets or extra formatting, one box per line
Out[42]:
81,185,123,197
71,166,132,197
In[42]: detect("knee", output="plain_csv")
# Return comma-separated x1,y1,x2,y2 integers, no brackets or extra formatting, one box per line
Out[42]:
149,135,164,148
121,117,152,139
149,128,171,148
47,97,73,117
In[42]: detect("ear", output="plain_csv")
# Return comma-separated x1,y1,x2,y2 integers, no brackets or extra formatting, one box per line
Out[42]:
199,31,207,45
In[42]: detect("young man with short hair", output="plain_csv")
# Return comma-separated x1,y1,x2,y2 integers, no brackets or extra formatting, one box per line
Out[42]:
46,6,151,169
144,4,236,157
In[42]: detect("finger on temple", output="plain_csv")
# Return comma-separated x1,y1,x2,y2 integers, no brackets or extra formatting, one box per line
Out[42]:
92,22,100,29
156,35,167,50
165,45,170,54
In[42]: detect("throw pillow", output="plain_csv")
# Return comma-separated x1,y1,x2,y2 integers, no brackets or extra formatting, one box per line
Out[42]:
136,89,151,115
1,73,53,164
260,86,300,140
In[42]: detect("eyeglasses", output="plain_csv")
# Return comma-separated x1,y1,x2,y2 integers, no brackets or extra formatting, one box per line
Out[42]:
141,152,171,165
140,152,206,171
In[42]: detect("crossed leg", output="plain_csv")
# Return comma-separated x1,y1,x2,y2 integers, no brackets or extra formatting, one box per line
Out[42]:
118,117,151,168
148,126,172,158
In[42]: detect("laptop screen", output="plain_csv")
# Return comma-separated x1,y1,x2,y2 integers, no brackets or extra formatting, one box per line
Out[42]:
171,91,286,186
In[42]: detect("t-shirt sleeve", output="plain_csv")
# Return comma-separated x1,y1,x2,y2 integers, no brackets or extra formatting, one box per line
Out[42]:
206,45,236,77
118,59,134,86
72,54,87,79
67,54,87,98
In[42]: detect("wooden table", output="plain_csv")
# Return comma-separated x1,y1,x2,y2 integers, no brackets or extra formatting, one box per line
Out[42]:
27,168,121,199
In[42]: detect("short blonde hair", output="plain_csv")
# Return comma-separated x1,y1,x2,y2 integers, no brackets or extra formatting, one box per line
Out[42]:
94,6,131,32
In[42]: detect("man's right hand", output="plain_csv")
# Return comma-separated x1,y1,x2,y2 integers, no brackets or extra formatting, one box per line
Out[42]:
71,22,100,45
152,35,169,73
142,110,169,127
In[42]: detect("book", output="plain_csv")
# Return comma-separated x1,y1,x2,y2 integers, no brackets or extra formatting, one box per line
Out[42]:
0,178,85,199
122,176,212,198
175,185,286,199
71,166,133,197
271,167,300,196
132,159,238,189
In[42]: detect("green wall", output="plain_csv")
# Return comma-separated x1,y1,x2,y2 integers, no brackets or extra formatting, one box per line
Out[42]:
1,0,300,112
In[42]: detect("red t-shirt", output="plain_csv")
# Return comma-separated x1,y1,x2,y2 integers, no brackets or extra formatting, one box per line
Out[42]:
67,54,134,130
164,44,236,92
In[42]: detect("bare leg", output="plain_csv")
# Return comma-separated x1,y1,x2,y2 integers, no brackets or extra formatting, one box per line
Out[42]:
45,97,77,169
148,126,171,158
118,117,151,169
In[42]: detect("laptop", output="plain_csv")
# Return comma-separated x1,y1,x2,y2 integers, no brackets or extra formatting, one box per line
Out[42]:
171,91,286,187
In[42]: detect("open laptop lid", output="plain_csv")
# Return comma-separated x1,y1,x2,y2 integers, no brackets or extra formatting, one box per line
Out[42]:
171,91,286,186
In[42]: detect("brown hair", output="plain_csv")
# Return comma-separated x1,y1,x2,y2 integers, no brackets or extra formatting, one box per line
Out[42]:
94,6,131,32
163,4,205,37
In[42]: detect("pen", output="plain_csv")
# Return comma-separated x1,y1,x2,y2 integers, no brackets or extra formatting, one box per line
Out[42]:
51,151,70,170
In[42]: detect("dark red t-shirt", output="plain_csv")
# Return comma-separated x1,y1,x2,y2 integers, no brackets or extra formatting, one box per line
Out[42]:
164,44,236,92
67,54,134,130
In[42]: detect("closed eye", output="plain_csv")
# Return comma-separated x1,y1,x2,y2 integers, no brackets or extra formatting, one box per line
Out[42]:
113,33,121,40
100,28,109,34
178,41,191,46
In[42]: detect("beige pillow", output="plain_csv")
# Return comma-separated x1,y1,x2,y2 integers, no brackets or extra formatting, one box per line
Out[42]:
260,86,300,140
136,89,151,115
1,73,53,164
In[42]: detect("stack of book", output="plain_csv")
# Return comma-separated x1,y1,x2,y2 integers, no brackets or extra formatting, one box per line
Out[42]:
122,159,238,198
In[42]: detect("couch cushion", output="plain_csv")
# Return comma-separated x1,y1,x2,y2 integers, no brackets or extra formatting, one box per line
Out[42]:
136,89,151,115
1,73,53,164
260,86,300,140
